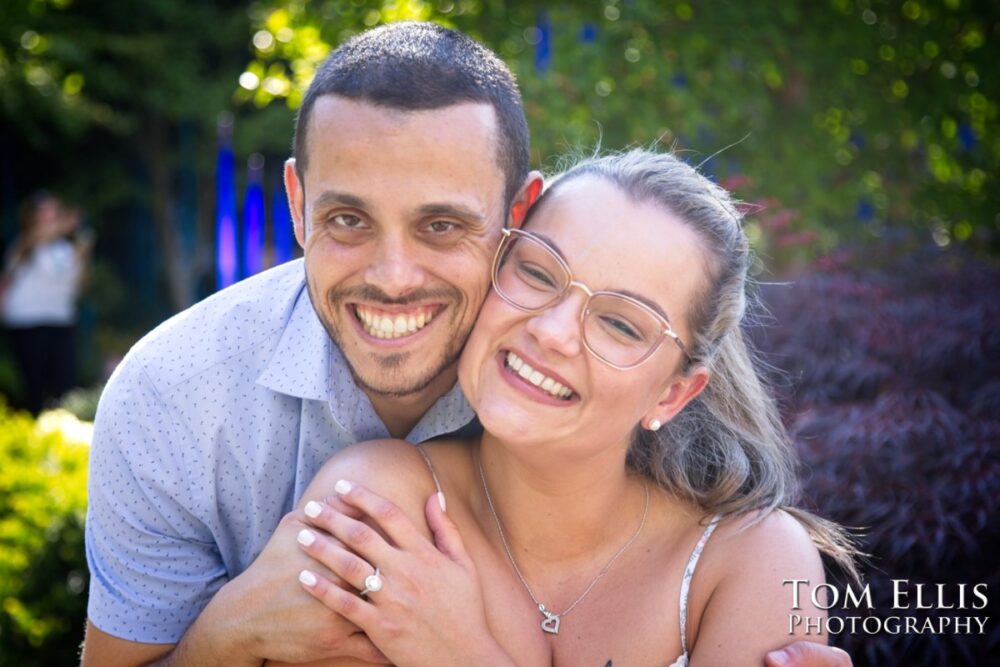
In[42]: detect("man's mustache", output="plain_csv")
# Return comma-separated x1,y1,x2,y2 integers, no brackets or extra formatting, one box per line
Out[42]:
330,285,460,307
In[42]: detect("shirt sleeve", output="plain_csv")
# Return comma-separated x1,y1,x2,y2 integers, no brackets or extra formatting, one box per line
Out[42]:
85,355,227,643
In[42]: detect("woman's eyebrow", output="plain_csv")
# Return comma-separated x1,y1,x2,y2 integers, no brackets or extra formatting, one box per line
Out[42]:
616,289,672,322
532,231,672,322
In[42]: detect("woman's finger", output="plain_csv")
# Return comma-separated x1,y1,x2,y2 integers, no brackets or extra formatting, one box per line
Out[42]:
301,496,396,566
330,479,429,551
423,493,472,566
297,528,378,591
298,568,379,631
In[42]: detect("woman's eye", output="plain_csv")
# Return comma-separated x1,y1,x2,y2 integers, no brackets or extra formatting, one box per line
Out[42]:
600,315,643,342
517,262,559,289
331,213,364,229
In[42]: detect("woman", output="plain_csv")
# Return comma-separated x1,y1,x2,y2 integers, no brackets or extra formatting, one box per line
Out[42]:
1,193,92,413
277,150,855,665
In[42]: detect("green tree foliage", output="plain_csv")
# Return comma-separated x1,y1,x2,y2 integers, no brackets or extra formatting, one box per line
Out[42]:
244,0,998,255
0,407,90,666
0,0,260,315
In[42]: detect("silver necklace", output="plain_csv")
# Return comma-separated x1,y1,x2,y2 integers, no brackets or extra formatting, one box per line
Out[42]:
477,451,649,635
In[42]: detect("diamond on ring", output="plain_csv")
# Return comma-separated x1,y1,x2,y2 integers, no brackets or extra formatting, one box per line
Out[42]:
360,567,383,596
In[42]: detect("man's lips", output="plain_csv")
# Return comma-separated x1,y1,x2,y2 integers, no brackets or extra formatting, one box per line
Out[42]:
351,303,443,340
499,349,579,402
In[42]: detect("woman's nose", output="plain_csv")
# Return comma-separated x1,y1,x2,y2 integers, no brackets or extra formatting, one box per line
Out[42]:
523,289,586,358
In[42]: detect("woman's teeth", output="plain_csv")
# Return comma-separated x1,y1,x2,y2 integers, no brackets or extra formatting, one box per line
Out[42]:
505,351,574,400
356,305,434,339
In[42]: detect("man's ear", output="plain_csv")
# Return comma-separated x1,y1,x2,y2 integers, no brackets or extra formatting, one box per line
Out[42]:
643,366,710,430
508,170,544,229
284,158,306,248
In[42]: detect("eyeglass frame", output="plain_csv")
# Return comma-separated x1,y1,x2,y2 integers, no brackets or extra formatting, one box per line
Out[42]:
490,227,692,370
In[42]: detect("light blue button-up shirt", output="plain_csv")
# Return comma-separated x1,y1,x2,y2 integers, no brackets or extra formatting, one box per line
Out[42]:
85,259,477,642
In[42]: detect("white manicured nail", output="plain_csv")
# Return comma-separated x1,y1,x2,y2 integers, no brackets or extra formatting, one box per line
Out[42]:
334,479,352,495
299,569,317,587
437,492,447,512
304,501,322,518
297,529,316,546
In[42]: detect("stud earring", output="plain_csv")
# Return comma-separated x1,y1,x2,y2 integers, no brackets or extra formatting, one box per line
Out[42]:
648,419,662,431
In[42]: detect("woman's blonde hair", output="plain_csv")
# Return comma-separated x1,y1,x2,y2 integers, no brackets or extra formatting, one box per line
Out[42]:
535,148,860,582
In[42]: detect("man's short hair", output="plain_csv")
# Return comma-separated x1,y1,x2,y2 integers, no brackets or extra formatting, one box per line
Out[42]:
294,21,530,208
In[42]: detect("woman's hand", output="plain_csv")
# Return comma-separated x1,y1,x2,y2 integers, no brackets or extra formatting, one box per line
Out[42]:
295,480,516,667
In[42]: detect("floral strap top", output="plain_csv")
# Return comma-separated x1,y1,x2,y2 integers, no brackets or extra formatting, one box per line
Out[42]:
668,516,721,667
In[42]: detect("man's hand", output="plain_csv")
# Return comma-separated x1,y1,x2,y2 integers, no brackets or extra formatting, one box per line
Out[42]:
766,642,852,667
175,496,388,666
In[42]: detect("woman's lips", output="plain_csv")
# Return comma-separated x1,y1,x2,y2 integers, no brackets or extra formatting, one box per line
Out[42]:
497,349,579,405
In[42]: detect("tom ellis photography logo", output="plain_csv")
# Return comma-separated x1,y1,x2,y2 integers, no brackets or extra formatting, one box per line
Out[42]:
785,579,990,636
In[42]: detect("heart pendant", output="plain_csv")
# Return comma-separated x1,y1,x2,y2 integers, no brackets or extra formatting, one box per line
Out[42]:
539,605,561,634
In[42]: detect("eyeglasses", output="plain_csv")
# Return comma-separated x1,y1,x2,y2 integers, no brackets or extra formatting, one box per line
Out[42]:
491,228,690,370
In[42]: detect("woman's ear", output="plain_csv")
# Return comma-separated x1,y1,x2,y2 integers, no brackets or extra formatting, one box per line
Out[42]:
642,366,710,430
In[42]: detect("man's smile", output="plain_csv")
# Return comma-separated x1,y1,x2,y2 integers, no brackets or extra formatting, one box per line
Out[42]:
351,303,444,341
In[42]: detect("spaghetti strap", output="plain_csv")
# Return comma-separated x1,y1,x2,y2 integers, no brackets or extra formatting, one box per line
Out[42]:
414,443,444,496
675,516,721,663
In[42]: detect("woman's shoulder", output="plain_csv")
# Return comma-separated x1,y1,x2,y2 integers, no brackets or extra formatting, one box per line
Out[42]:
684,509,827,662
309,439,441,517
700,508,823,583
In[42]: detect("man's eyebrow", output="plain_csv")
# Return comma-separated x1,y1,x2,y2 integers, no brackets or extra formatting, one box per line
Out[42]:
417,202,489,227
310,192,489,227
532,231,673,322
312,190,367,211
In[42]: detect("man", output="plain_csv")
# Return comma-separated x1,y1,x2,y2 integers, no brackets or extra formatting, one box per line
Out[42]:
82,21,850,667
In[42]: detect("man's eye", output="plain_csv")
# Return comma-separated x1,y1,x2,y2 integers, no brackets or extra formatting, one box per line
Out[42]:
426,220,459,234
331,213,364,229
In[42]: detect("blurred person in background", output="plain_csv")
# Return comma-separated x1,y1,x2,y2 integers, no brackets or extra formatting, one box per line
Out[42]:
1,192,94,413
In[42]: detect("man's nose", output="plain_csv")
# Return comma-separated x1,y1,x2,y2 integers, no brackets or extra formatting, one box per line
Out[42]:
364,232,427,298
524,290,585,359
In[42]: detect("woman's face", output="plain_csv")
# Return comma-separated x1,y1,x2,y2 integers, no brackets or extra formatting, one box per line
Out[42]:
459,175,711,458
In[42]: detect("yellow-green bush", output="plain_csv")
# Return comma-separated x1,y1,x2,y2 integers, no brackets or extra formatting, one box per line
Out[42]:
0,406,91,666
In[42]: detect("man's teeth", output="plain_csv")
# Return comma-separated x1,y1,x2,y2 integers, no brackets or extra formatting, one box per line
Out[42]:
505,351,574,400
356,306,434,339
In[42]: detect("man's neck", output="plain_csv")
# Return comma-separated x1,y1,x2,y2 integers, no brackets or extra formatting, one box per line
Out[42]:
366,367,460,439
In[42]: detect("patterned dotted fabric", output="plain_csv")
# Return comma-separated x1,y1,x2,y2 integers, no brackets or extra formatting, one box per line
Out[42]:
85,259,476,642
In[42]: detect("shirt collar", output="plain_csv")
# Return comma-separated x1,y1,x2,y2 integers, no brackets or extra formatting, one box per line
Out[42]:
259,286,476,443
325,341,476,443
256,286,331,402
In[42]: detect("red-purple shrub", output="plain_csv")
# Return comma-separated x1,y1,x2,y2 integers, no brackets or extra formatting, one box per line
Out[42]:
750,247,999,666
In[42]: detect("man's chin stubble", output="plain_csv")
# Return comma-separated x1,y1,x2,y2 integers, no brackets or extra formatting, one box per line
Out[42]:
305,282,467,398
351,348,464,398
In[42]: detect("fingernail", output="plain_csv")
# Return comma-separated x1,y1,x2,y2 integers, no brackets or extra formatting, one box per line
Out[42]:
767,649,789,667
297,529,316,546
304,500,322,518
437,491,447,512
334,479,352,495
299,569,317,587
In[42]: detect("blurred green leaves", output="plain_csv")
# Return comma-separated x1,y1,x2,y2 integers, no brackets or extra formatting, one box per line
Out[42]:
0,406,90,666
243,0,998,255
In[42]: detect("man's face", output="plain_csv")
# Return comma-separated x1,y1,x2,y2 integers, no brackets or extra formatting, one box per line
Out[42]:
287,95,509,398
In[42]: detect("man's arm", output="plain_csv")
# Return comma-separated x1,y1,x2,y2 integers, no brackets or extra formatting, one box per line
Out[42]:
81,358,384,667
81,622,173,667
82,357,238,664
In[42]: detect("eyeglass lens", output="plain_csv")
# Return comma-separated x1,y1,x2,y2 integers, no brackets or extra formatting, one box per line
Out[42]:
494,233,664,367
